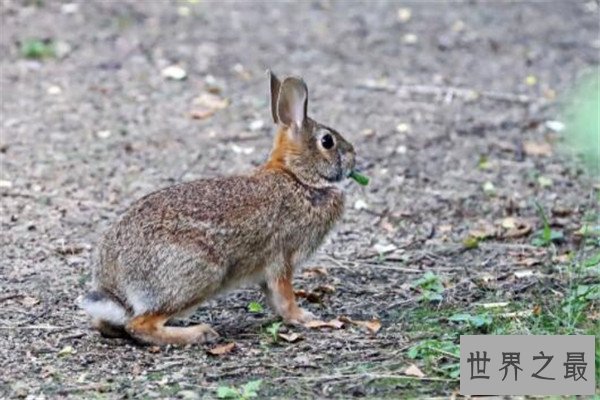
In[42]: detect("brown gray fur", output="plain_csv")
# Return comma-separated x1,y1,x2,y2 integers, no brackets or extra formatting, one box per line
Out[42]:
80,72,356,345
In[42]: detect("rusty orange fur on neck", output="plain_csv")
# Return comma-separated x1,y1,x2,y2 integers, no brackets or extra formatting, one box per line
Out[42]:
263,126,301,172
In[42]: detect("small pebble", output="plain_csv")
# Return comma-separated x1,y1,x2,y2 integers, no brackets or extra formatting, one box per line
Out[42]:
177,6,191,16
525,75,537,86
61,3,79,14
353,199,368,210
396,123,410,133
47,85,62,95
403,33,418,44
361,128,375,138
452,20,465,32
96,130,111,139
162,65,187,80
178,390,200,400
397,8,412,23
249,119,265,131
545,120,565,132
230,144,254,155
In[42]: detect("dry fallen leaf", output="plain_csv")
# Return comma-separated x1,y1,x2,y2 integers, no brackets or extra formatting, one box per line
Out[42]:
20,296,40,307
480,302,509,309
514,270,534,279
469,220,497,239
553,253,571,264
57,345,75,357
304,319,344,330
500,217,516,230
207,342,235,356
500,310,533,318
523,141,552,157
339,316,382,334
404,364,425,378
194,93,229,110
438,224,453,233
516,257,541,267
294,289,322,303
373,242,397,254
278,333,302,343
315,284,336,294
503,221,532,239
190,109,216,120
55,243,89,256
190,93,230,120
302,267,328,278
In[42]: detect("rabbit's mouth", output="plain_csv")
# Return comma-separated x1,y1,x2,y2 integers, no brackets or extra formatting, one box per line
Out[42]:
320,170,344,183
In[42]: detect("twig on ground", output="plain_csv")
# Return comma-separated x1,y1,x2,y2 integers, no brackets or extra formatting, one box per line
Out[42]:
0,324,75,331
0,293,23,303
273,372,457,383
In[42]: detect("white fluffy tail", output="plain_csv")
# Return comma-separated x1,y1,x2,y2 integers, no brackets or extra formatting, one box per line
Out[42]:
80,291,128,327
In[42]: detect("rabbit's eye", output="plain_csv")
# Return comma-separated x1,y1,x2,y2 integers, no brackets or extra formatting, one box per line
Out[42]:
320,134,335,150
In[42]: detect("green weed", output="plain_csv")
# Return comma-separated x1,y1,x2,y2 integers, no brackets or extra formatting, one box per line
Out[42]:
216,380,262,399
411,272,444,302
21,38,55,59
247,301,263,313
265,322,282,342
532,202,564,246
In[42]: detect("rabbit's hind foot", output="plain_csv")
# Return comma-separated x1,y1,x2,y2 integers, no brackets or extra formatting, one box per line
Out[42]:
93,319,129,339
125,313,219,345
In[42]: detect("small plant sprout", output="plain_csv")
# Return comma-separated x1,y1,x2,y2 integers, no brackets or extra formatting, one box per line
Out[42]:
21,38,55,59
265,321,282,341
532,201,564,246
247,301,263,313
411,271,444,302
216,380,263,399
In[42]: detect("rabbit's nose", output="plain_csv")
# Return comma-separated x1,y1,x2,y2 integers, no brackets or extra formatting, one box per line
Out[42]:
344,151,356,171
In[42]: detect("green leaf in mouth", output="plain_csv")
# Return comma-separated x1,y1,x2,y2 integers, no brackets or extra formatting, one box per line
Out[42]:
349,170,370,186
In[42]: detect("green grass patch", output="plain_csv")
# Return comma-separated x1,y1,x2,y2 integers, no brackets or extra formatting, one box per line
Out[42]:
401,245,599,384
21,38,55,59
217,380,262,399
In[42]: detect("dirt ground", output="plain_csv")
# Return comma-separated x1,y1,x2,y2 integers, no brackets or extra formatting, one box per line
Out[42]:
1,1,599,399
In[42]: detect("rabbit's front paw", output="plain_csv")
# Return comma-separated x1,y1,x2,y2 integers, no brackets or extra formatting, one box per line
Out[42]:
285,308,317,325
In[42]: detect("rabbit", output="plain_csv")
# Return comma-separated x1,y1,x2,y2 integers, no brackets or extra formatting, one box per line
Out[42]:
80,71,356,345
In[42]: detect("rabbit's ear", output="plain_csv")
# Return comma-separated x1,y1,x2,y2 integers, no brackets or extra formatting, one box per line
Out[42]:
269,70,281,124
277,77,308,129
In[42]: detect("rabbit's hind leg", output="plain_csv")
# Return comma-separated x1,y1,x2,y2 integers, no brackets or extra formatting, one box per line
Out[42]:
125,313,219,345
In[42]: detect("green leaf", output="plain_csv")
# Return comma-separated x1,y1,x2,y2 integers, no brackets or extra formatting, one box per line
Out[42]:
583,252,600,268
266,322,282,341
349,171,370,186
216,386,240,399
448,313,471,323
21,38,55,59
448,366,461,379
470,314,493,328
423,292,443,302
462,236,480,249
449,313,492,328
247,301,263,313
242,380,262,398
